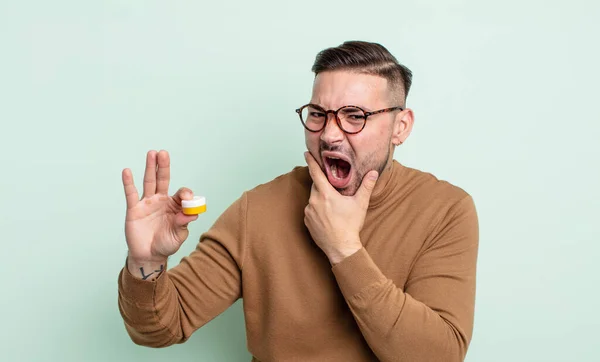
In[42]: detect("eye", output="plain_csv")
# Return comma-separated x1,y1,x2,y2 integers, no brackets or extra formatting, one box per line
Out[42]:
348,114,365,120
340,107,366,122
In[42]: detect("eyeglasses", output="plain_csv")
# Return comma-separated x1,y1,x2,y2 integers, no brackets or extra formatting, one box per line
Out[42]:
295,104,404,134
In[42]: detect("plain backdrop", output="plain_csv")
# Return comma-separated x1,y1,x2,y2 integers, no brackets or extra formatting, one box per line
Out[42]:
1,1,599,361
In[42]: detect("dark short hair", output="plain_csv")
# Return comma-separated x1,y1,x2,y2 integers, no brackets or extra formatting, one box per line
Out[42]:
311,41,413,104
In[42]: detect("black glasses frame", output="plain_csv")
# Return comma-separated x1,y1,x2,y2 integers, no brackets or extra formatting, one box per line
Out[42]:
295,103,404,134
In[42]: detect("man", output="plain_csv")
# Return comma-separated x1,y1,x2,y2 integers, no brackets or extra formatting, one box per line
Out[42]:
118,41,479,362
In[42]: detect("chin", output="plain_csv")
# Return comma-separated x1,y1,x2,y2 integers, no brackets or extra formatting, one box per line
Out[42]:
335,175,361,196
337,188,358,196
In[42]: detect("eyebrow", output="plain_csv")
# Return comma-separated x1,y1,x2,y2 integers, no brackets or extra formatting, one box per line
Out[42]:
311,103,373,112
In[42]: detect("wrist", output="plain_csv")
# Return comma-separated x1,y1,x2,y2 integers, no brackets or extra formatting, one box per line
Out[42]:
126,254,168,281
327,240,362,265
127,249,169,264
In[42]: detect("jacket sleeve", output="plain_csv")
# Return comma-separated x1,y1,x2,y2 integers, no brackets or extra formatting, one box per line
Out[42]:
117,193,248,347
331,195,479,362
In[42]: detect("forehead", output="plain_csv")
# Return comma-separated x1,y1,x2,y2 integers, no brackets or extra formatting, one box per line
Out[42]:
310,70,389,110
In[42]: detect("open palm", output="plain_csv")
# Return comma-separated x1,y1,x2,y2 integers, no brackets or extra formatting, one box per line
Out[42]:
122,150,198,262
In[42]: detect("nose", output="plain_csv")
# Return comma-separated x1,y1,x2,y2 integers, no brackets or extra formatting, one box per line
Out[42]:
320,113,345,144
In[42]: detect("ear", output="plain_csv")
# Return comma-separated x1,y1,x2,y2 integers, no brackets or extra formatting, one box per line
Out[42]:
391,108,414,146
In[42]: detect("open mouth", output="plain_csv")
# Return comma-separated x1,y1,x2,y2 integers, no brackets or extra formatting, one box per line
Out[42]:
323,154,352,189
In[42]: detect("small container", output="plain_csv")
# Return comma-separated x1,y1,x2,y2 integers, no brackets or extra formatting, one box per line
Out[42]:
181,196,207,215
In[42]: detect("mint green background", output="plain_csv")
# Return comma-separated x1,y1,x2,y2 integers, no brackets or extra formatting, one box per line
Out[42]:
1,1,599,361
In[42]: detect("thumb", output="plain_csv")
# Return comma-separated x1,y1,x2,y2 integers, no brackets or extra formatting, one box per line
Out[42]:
356,170,379,203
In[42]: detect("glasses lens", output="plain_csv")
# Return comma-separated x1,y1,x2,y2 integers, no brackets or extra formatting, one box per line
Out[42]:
300,105,326,131
338,106,366,133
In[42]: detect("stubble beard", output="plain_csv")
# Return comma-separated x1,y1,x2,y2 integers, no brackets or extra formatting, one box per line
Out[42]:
335,144,392,197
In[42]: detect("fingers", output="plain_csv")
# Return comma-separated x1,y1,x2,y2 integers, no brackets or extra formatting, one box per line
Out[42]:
306,184,317,215
310,183,318,200
304,151,331,192
172,187,194,205
142,150,158,198
173,188,198,228
156,150,170,194
122,168,139,209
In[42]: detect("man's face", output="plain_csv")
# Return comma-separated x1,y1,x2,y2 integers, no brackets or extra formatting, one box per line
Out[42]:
304,70,409,196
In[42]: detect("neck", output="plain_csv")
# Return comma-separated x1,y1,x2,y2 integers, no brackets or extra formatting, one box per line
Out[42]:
370,158,396,202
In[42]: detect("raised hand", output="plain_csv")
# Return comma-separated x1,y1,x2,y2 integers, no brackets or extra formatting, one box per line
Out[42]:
303,151,379,264
122,150,198,279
